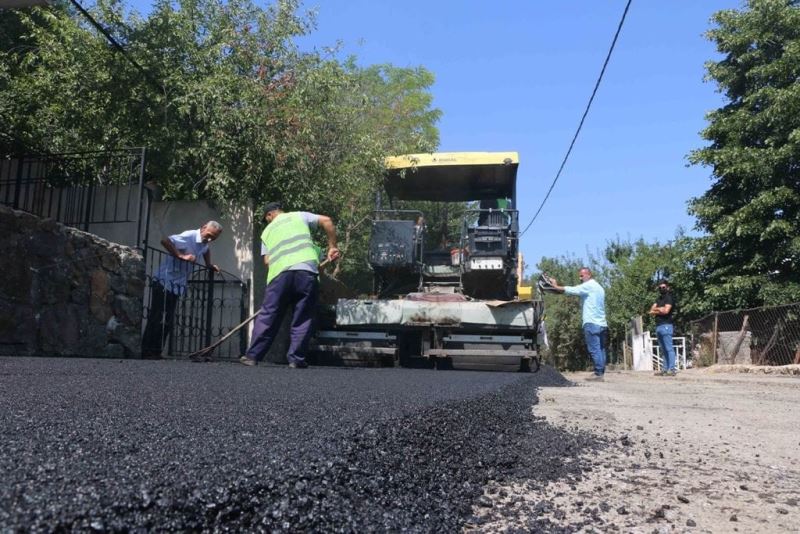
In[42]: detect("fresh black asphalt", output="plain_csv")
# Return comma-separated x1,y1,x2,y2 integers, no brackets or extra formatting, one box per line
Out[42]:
0,357,604,532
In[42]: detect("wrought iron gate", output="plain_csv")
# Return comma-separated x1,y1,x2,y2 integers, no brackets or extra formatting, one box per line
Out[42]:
1,147,252,360
144,247,249,360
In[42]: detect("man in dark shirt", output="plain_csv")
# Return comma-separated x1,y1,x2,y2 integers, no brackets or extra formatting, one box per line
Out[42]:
649,279,676,376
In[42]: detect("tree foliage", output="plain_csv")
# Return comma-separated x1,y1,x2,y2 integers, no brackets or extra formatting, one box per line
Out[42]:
688,0,800,309
0,0,441,288
602,239,676,339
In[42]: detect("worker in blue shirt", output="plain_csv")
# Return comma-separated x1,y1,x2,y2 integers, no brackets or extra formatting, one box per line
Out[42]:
547,267,608,381
142,221,223,358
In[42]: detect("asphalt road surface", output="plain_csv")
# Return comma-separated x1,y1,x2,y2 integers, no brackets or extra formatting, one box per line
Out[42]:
0,357,601,532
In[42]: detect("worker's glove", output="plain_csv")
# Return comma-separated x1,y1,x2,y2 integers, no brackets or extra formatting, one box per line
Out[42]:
537,273,558,293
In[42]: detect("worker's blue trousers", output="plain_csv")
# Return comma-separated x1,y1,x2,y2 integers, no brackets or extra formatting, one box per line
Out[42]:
582,323,608,376
246,270,318,365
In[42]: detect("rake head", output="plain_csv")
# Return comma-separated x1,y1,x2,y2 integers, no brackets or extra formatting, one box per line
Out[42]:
537,273,558,293
189,346,216,362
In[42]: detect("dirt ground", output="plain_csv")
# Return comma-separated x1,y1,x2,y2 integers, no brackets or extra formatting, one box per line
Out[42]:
477,368,800,533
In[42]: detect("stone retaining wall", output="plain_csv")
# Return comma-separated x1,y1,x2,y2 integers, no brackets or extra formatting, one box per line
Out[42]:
0,205,144,358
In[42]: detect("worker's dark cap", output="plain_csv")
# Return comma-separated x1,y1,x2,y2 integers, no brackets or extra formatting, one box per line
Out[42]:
262,201,282,215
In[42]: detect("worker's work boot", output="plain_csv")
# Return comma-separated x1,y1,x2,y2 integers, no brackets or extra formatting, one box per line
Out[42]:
239,356,257,366
653,370,665,376
584,374,604,382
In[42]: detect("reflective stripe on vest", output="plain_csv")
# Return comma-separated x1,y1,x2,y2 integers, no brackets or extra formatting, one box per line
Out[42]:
262,212,318,284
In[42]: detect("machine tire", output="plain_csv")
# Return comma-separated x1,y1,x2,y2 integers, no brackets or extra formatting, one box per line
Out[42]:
519,356,541,373
399,332,433,368
435,357,454,371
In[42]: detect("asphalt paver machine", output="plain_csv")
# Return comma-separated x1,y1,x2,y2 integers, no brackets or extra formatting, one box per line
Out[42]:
314,152,544,371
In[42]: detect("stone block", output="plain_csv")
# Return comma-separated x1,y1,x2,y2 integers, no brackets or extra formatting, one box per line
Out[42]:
70,284,90,305
109,273,127,294
112,326,142,357
75,322,109,356
126,277,145,297
716,331,752,365
101,250,121,272
90,269,112,323
112,295,141,326
0,257,32,302
28,229,65,257
1,205,145,358
35,270,72,305
39,303,80,352
0,302,34,346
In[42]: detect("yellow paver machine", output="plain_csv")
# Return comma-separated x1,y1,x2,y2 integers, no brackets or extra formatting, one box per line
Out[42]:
314,152,544,371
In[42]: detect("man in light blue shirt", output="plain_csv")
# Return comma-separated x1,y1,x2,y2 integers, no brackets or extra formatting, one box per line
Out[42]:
548,267,608,381
155,225,221,295
142,221,223,358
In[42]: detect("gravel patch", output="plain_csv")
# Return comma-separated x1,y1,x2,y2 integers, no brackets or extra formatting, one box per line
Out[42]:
702,364,800,376
475,369,800,533
0,358,603,531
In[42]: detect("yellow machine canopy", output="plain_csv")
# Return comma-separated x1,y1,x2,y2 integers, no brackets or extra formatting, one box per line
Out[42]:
383,152,519,202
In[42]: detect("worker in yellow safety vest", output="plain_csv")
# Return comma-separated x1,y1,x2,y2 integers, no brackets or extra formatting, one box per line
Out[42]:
240,201,339,368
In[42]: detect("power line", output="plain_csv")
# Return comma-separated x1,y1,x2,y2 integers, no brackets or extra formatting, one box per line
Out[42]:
68,0,162,92
3,1,160,156
520,0,633,237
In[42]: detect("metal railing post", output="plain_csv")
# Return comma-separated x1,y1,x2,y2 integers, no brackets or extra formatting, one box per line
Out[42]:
204,269,215,349
83,182,94,232
240,281,249,356
136,147,146,248
712,312,719,364
13,152,24,209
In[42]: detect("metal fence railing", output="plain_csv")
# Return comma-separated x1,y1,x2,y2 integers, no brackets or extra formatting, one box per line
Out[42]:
143,247,249,360
0,148,146,248
650,336,688,370
689,303,800,367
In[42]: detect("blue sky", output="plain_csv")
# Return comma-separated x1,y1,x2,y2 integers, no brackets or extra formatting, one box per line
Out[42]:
127,0,742,270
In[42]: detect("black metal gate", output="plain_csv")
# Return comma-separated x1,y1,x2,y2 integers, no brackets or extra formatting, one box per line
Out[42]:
143,247,249,360
0,148,147,248
1,148,252,360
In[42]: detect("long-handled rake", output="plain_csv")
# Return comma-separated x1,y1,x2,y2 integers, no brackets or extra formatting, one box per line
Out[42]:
189,311,259,362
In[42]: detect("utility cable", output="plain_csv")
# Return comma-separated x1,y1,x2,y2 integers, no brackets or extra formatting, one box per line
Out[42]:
67,0,163,93
520,0,633,237
3,0,160,156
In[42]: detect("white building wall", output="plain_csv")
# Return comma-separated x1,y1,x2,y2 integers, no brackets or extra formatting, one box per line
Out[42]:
149,199,260,315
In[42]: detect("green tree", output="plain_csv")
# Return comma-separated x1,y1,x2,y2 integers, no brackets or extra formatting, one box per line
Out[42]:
688,0,800,309
313,62,442,286
0,0,441,288
600,237,689,350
